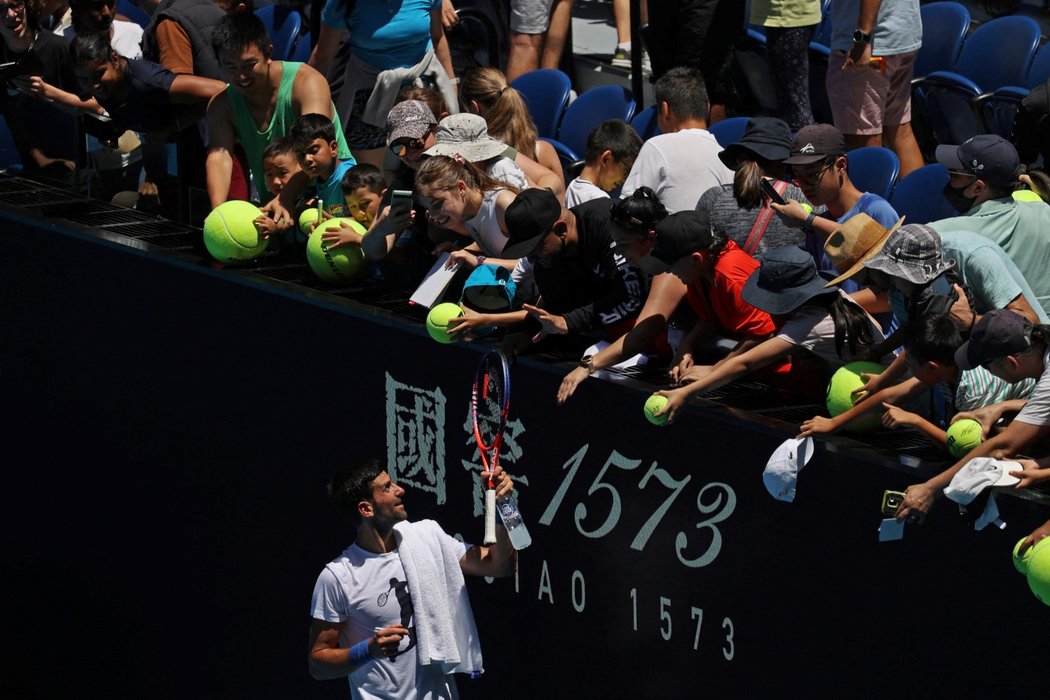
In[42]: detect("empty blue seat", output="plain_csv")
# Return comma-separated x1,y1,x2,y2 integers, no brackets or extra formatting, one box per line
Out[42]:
543,85,636,178
915,15,1041,145
846,146,900,201
708,116,749,149
977,43,1050,138
889,164,957,224
509,69,572,139
255,5,303,62
629,106,661,140
913,2,970,79
291,32,313,64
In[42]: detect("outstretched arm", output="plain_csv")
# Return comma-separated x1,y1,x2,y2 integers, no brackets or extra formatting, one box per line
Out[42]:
460,465,517,577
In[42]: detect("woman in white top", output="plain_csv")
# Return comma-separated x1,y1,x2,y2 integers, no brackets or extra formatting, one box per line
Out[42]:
414,155,521,271
654,244,887,422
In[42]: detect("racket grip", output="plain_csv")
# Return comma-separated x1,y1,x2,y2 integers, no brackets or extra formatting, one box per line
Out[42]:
483,488,497,545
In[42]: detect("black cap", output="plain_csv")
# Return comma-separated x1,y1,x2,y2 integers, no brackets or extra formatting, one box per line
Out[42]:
783,124,847,165
502,189,563,258
954,309,1031,370
718,117,792,168
640,210,713,274
935,134,1021,188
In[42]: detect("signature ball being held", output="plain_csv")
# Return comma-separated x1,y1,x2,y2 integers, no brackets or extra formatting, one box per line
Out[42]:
946,418,984,458
306,218,367,283
643,394,669,425
826,361,884,432
426,303,464,344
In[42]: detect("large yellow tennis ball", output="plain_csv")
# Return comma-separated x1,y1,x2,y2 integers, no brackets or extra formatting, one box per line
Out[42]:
643,394,669,425
203,200,267,262
826,361,884,432
1013,536,1047,575
1025,537,1050,606
306,218,367,283
298,208,323,235
946,418,983,458
426,303,464,344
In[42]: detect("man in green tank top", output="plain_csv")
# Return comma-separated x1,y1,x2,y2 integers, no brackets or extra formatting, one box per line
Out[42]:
205,12,354,234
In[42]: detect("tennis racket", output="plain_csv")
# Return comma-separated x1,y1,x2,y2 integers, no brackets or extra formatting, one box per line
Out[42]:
471,349,511,545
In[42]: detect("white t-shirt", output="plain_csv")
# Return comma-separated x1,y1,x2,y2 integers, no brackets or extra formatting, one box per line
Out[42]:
564,177,608,208
1014,348,1050,427
619,128,734,212
486,157,527,191
775,292,886,365
311,540,467,700
63,20,144,59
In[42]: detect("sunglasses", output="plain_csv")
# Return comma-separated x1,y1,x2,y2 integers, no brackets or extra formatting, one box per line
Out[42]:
389,138,426,158
790,161,835,185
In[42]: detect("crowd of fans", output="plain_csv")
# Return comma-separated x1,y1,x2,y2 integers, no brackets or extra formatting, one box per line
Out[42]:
3,0,1050,548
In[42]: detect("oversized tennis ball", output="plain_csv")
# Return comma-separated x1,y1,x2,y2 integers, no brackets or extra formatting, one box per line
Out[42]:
826,361,885,433
298,208,323,235
202,200,268,262
306,218,367,283
643,394,669,426
946,418,984,458
1025,537,1050,606
426,303,464,344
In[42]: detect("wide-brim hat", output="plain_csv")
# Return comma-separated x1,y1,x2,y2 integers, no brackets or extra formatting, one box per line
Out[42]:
424,113,508,162
863,223,955,286
742,245,839,315
717,117,793,168
823,214,904,287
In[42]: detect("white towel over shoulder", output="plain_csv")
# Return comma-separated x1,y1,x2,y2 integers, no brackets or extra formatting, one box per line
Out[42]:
394,520,484,676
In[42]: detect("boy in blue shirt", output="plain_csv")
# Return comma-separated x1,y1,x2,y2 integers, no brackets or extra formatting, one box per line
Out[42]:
288,113,356,221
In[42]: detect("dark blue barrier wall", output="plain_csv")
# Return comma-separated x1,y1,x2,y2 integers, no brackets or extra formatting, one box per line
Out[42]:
2,198,1048,698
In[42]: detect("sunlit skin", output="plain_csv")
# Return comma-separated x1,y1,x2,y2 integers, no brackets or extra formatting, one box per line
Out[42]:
344,186,383,227
297,136,339,181
790,158,838,205
262,151,301,197
73,55,122,101
391,128,437,170
218,44,272,98
419,182,471,230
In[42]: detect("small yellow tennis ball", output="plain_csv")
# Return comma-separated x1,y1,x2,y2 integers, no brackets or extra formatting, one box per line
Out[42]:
826,361,884,432
643,394,669,425
202,200,268,262
801,202,813,213
945,418,983,458
426,303,464,344
298,208,323,235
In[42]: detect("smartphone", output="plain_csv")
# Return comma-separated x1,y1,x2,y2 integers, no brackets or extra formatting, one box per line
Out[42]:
760,178,787,206
881,490,905,516
390,189,413,209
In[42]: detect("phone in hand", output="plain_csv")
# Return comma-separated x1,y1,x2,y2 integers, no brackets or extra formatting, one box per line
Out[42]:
881,490,905,516
390,189,413,209
760,178,787,206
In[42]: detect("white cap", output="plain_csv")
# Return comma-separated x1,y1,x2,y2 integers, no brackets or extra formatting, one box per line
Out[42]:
943,457,1021,530
762,437,814,503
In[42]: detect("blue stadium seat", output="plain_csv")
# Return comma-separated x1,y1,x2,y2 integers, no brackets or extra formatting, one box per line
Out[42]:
117,0,151,30
846,146,899,201
913,2,970,79
888,163,958,225
708,116,749,149
976,43,1050,138
255,5,303,62
629,105,661,140
291,32,312,64
915,15,1041,145
509,68,572,139
543,85,635,178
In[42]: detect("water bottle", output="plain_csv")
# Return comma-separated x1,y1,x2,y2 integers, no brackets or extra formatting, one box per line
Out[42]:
496,492,532,550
